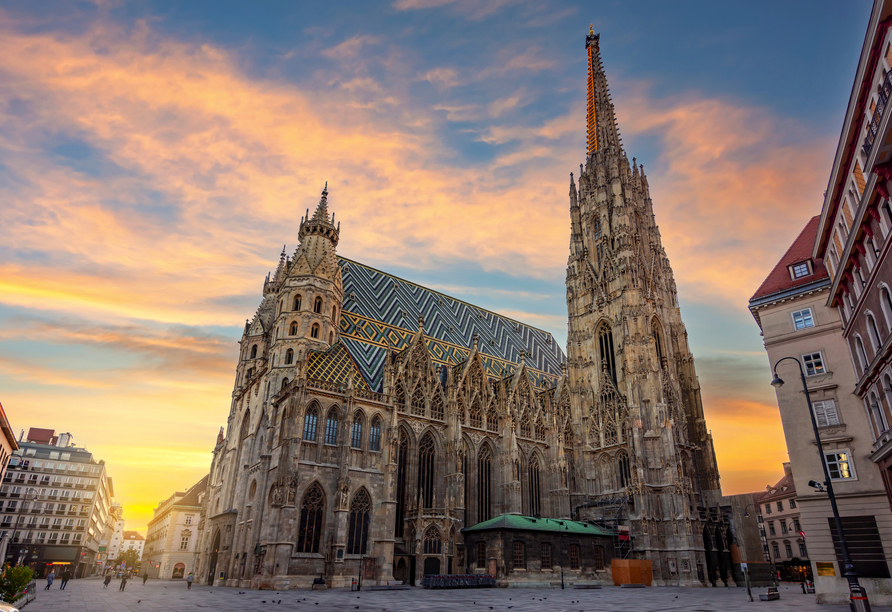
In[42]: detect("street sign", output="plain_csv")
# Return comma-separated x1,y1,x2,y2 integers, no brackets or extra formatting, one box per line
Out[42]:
741,563,748,571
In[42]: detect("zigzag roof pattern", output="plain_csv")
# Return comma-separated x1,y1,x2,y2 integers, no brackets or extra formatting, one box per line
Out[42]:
337,257,565,391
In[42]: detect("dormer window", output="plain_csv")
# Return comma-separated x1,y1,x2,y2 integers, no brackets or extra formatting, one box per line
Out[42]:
789,261,812,279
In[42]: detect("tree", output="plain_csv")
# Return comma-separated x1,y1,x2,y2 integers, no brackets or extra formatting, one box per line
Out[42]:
114,549,141,570
0,565,33,603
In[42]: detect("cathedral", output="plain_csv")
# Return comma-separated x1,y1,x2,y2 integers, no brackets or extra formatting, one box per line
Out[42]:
194,28,735,589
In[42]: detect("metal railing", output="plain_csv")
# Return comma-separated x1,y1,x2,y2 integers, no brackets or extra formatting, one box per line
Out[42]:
863,69,892,157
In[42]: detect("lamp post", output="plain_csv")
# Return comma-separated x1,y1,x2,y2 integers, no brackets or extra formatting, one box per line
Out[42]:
771,356,870,612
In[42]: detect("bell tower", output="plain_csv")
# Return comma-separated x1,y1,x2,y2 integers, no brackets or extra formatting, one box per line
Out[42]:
565,28,727,587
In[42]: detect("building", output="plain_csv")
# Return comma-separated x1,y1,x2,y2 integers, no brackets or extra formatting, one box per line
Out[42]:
144,476,207,580
750,215,892,603
753,464,809,582
1,428,115,578
102,502,125,570
0,402,20,565
195,28,731,591
461,515,616,585
120,531,145,560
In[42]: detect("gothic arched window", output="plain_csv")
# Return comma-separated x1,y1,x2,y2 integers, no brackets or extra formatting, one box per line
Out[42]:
351,413,363,449
324,408,339,445
250,344,258,359
519,414,531,439
293,295,302,311
290,321,298,336
598,322,617,384
347,489,371,555
394,429,409,537
469,400,482,428
314,296,323,314
528,456,541,517
418,433,435,508
280,377,289,391
369,417,382,452
535,418,546,441
297,483,325,553
617,453,631,488
652,318,664,363
431,392,444,421
486,406,498,431
331,306,337,321
423,525,442,555
604,418,617,446
477,445,493,522
411,386,425,416
285,349,294,365
311,324,320,339
303,406,318,441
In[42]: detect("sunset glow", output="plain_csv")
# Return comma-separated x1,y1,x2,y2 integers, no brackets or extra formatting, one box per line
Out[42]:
0,1,871,532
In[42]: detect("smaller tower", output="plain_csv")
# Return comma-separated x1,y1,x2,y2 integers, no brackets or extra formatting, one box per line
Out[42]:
268,185,344,391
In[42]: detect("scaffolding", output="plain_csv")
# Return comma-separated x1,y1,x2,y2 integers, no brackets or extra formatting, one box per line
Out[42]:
574,494,632,559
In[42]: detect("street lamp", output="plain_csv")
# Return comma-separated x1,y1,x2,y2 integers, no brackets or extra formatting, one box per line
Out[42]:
771,356,870,611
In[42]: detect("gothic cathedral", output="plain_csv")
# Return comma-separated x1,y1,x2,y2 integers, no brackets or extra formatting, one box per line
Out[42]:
194,28,734,590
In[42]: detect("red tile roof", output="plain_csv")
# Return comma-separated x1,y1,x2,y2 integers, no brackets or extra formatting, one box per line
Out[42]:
123,530,144,541
750,216,828,302
753,471,797,503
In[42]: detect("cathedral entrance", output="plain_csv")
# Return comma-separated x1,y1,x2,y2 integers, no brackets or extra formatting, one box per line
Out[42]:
393,557,415,586
207,530,220,585
423,557,440,576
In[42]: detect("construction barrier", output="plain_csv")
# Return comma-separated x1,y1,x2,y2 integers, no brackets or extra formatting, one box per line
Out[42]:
420,574,496,589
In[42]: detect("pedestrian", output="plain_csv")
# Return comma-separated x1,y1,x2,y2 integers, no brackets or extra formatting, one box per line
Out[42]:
44,570,55,590
103,574,112,589
143,572,148,585
60,569,71,590
119,573,128,591
186,572,194,590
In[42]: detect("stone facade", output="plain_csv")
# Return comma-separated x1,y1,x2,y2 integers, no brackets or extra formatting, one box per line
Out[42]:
566,29,729,586
194,28,731,590
144,476,207,580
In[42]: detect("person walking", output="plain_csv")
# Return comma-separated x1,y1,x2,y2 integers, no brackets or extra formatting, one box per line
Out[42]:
103,573,112,588
119,573,128,591
60,569,71,590
142,572,148,585
44,570,55,590
186,572,194,590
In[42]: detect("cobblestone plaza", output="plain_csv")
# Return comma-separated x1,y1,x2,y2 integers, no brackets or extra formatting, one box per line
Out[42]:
21,579,892,612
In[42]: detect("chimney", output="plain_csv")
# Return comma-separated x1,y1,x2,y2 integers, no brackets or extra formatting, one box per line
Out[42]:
782,462,792,476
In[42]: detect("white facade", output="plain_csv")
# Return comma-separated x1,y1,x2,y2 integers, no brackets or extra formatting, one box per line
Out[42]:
143,476,207,580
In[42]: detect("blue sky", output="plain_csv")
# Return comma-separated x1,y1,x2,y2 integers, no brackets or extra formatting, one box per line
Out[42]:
0,0,872,529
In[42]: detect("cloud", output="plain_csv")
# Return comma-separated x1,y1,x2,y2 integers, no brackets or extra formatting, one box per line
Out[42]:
616,83,832,308
392,0,518,20
0,12,824,528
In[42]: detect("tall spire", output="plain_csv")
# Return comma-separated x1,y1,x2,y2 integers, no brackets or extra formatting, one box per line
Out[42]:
585,27,621,156
298,182,339,246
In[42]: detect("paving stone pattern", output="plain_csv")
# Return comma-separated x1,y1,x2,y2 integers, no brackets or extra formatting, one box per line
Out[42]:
21,578,892,612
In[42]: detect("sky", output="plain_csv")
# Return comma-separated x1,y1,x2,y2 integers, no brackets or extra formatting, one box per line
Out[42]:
0,0,873,532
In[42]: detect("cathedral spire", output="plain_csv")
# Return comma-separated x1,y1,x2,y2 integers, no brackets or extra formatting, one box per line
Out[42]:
585,26,621,156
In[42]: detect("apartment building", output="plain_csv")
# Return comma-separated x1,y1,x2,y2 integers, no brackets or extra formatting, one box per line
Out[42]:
1,428,114,578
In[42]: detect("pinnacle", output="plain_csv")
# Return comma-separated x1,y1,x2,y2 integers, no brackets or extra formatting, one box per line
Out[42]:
312,182,330,223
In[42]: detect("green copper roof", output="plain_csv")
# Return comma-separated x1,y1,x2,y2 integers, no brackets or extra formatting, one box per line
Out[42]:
461,514,616,536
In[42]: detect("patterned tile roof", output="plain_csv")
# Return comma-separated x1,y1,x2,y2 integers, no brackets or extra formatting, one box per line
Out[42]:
338,257,565,391
307,342,370,390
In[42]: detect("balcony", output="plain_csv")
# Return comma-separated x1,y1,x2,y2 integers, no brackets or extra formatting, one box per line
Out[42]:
863,70,892,157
